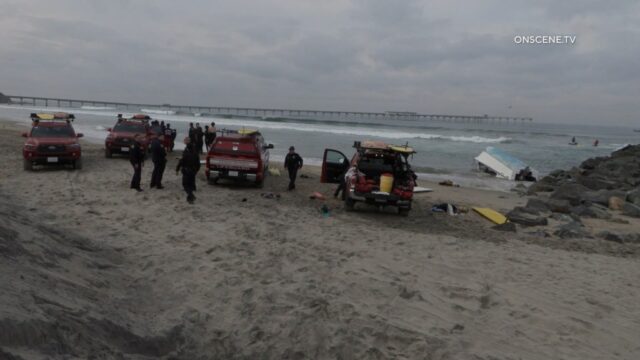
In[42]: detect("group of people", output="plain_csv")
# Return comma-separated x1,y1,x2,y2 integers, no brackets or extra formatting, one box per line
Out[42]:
149,119,177,152
187,122,217,154
129,133,201,203
128,126,305,203
570,136,600,147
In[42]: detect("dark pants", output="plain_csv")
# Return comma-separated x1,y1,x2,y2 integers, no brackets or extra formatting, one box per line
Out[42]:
182,169,197,201
334,181,345,199
288,168,298,190
197,141,204,154
151,160,166,187
130,163,142,189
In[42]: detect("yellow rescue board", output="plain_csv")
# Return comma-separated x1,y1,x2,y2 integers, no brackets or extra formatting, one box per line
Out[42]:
389,145,415,154
472,207,507,225
36,113,55,120
238,128,258,135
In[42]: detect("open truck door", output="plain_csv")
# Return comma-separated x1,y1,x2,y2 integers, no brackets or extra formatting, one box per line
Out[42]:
321,149,350,183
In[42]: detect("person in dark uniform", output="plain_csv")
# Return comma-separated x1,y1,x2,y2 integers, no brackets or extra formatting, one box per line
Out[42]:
176,137,201,203
170,127,177,151
284,146,303,190
130,135,145,192
150,136,167,189
188,123,196,144
204,125,214,151
334,168,348,199
195,123,204,154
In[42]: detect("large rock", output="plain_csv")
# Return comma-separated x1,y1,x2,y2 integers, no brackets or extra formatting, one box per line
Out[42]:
507,207,548,227
572,203,612,219
554,221,591,239
493,222,517,232
597,231,623,243
622,233,640,244
550,183,590,206
578,176,620,191
546,199,572,213
524,198,549,214
582,189,626,206
627,187,640,206
622,202,640,218
608,196,626,210
580,157,605,170
524,197,571,214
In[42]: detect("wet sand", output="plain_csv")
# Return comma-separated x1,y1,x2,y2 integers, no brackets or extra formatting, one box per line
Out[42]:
1,118,639,359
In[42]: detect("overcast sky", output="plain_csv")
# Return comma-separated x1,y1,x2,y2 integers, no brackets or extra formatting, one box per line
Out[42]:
1,0,639,125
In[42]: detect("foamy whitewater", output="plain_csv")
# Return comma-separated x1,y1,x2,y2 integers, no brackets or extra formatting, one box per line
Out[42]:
2,104,637,191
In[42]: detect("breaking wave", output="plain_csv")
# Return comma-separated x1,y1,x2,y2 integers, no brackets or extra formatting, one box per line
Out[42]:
140,108,176,115
166,116,512,143
81,105,115,111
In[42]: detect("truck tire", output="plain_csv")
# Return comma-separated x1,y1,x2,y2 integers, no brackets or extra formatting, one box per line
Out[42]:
105,148,112,158
23,159,32,171
73,158,83,170
398,208,410,217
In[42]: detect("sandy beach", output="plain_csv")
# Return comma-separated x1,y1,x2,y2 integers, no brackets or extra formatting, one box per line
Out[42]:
1,118,639,359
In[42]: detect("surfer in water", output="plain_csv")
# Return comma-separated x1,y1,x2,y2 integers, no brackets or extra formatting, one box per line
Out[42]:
570,136,578,145
593,139,599,147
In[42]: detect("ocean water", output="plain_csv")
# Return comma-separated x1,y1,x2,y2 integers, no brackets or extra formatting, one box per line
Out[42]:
2,104,638,191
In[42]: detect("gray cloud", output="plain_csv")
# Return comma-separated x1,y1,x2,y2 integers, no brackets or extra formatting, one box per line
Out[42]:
0,0,639,125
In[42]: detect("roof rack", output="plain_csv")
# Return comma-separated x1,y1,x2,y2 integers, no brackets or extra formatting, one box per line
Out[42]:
30,112,75,123
117,113,151,123
218,128,261,136
353,140,416,154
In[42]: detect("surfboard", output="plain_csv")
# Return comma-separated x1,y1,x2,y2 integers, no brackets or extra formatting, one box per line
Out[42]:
413,186,433,193
238,128,258,135
472,207,507,225
35,113,55,120
389,145,416,154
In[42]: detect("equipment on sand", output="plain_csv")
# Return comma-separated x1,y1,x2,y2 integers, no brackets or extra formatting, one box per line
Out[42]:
472,207,507,225
413,186,433,193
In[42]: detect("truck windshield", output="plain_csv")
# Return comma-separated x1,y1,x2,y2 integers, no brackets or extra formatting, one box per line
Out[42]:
114,123,146,133
31,126,75,137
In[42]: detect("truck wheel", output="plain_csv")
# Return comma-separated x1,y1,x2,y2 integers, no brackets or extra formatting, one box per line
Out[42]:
344,198,355,211
255,180,264,188
105,148,112,158
208,177,219,185
23,159,32,171
398,208,410,217
73,158,83,170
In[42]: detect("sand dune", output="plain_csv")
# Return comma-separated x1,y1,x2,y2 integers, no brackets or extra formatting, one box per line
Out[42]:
1,119,639,359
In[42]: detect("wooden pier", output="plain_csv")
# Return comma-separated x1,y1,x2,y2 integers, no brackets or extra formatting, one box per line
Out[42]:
2,94,533,124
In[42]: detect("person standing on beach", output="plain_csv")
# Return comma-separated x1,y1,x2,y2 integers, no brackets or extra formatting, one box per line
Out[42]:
176,137,201,203
195,123,204,154
204,125,213,151
163,124,173,152
188,123,196,144
150,136,167,189
129,135,145,192
284,146,303,190
170,127,177,151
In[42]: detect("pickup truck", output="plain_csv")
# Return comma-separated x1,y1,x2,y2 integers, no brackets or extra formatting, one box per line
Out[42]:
205,129,273,187
321,140,417,215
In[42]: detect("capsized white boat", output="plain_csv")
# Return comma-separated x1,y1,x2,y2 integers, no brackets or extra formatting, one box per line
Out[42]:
475,146,537,181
